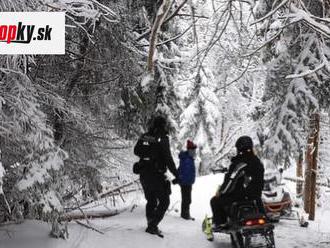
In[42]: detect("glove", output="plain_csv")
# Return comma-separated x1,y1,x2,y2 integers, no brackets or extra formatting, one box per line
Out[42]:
215,185,221,198
172,178,180,185
133,161,143,174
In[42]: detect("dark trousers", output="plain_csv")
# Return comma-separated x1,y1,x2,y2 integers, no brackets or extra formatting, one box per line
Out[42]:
210,195,232,225
142,182,170,228
180,185,192,218
210,195,265,225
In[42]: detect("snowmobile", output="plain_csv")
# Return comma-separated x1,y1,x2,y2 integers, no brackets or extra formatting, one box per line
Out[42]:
262,167,292,222
203,200,275,248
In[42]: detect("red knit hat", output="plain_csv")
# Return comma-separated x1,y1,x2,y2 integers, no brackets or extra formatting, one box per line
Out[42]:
187,140,197,150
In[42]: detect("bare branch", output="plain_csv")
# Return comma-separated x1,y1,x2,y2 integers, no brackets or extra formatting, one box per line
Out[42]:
250,0,290,25
176,13,209,19
165,0,189,23
243,29,283,57
215,55,253,92
135,0,189,42
137,23,194,47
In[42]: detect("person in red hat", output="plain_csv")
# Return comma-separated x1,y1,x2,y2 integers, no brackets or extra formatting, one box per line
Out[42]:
176,139,197,220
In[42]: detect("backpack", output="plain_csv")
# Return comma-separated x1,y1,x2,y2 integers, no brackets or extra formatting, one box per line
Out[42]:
133,133,161,174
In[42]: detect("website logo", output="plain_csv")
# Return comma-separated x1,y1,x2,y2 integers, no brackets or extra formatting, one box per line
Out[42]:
0,12,65,54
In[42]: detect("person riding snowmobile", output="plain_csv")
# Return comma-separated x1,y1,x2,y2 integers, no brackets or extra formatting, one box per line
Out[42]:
210,136,265,229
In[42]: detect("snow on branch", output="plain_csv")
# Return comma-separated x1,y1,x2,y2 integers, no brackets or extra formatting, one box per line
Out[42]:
1,0,118,27
289,5,330,38
46,0,117,21
89,0,118,18
285,61,326,79
243,16,303,58
265,75,318,157
252,1,330,38
17,148,67,191
286,34,330,79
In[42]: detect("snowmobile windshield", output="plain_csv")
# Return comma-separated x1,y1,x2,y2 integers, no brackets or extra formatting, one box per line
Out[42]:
263,175,277,191
263,159,281,190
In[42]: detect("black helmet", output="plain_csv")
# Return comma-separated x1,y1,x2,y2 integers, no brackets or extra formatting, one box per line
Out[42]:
149,115,168,134
153,115,167,129
235,136,253,152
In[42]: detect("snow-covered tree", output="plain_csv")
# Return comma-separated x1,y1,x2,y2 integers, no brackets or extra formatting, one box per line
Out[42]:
252,0,330,164
0,0,130,225
174,0,264,173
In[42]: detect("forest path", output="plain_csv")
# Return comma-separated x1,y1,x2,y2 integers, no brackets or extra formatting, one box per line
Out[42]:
1,173,330,248
0,205,329,248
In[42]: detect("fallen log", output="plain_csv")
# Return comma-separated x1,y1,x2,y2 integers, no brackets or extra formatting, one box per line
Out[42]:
70,179,141,211
0,220,23,226
60,209,121,222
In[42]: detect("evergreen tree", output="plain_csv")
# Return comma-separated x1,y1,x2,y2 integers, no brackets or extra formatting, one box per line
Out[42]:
253,0,330,163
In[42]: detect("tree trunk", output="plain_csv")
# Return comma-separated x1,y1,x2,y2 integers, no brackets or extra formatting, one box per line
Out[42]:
147,0,171,73
304,113,320,220
308,113,320,220
304,116,314,213
296,151,303,197
304,149,311,214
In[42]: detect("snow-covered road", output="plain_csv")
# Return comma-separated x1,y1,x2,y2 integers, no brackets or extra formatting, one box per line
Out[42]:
0,206,329,248
0,173,329,248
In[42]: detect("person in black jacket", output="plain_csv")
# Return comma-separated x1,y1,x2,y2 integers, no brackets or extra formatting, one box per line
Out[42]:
210,136,264,228
134,115,179,237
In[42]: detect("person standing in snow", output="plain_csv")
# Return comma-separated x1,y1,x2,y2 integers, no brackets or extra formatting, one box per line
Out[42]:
134,115,179,237
210,136,264,229
177,140,197,220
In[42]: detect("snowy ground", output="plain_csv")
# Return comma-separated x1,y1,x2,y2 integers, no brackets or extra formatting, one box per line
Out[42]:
1,173,330,248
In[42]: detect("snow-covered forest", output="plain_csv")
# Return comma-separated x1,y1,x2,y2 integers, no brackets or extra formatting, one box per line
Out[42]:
0,0,330,247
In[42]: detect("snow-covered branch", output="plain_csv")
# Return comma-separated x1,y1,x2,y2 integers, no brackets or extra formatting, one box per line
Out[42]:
285,61,326,79
289,5,330,38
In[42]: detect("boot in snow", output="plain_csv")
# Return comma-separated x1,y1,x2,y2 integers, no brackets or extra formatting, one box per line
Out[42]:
181,214,195,221
145,225,164,238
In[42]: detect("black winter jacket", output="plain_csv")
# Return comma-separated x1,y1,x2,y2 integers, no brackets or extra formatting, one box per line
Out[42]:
134,132,178,188
219,153,264,201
